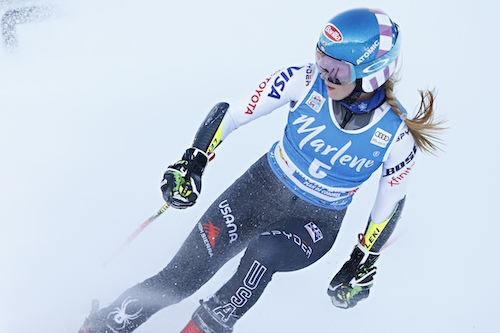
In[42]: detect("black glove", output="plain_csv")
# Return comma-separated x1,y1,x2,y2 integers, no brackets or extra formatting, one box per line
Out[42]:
160,147,208,209
327,241,380,309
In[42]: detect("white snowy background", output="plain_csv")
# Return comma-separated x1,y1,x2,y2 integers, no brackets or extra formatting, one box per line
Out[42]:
1,0,498,332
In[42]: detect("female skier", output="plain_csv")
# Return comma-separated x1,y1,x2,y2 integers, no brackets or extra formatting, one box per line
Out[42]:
79,7,444,333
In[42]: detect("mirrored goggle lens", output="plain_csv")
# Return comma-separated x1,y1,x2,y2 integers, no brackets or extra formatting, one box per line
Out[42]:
315,47,355,85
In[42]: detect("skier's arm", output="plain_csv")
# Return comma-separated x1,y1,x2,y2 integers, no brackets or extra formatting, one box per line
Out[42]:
190,102,230,155
361,124,417,252
161,65,313,208
327,124,417,308
191,64,315,155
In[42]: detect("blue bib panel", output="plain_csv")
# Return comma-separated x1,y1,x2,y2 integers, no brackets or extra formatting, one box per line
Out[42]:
268,73,403,209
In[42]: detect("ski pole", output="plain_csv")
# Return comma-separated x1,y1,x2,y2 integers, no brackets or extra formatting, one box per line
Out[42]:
103,202,170,266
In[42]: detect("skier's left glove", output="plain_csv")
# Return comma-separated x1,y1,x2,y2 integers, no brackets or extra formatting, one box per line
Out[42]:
327,240,380,309
160,147,208,209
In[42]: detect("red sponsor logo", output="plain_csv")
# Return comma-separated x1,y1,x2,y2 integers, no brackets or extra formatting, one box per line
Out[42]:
246,77,271,115
388,161,415,187
324,23,342,42
203,219,220,248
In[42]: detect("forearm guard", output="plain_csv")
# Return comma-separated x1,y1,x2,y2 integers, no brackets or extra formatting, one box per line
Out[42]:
361,196,406,252
191,102,230,154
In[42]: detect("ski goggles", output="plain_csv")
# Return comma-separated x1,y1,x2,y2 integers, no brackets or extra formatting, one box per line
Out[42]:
315,46,356,85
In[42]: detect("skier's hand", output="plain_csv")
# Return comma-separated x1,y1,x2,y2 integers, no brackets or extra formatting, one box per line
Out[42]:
160,147,208,209
328,275,374,309
327,241,379,309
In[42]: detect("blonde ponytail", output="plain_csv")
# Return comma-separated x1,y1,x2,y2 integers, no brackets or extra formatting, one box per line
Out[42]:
384,79,446,155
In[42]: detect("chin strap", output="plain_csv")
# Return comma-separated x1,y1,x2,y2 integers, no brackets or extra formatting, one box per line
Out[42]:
340,79,364,105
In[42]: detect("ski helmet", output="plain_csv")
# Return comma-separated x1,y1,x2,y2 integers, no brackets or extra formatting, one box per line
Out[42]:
316,8,401,93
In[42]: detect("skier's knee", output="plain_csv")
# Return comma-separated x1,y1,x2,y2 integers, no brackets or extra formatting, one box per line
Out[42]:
244,227,315,271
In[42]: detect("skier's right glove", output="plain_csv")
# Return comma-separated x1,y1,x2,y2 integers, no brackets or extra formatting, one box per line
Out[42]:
160,147,208,209
327,240,380,309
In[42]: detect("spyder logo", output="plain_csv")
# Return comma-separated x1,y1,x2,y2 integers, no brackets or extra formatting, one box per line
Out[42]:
107,297,143,330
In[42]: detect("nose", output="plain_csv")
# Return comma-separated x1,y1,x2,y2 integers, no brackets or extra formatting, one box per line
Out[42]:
320,73,334,84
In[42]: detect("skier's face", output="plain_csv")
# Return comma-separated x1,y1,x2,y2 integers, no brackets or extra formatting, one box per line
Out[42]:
321,73,356,101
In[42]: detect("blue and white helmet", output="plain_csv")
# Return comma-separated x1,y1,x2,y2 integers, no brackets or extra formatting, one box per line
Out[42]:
316,8,401,92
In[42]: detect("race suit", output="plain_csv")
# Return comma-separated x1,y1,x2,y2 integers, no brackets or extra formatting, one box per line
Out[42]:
84,64,416,332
